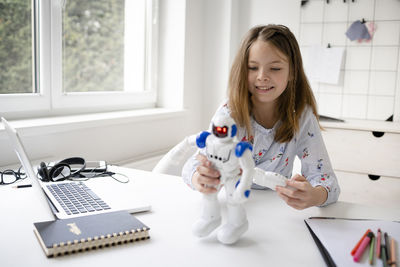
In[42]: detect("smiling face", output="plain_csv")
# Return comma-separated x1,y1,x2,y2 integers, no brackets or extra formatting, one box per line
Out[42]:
247,40,290,108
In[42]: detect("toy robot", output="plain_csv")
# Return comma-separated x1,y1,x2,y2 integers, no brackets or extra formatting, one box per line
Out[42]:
153,113,291,244
192,113,255,244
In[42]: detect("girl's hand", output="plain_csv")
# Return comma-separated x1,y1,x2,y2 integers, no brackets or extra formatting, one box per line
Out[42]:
192,154,221,194
275,174,328,210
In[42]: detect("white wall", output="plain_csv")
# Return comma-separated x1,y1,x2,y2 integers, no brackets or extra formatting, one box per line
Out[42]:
299,0,400,121
201,0,234,127
236,0,300,39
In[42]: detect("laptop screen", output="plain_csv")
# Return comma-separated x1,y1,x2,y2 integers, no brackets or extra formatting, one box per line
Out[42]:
1,117,51,211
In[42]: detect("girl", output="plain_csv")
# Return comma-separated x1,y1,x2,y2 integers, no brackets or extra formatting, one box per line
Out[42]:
182,24,340,210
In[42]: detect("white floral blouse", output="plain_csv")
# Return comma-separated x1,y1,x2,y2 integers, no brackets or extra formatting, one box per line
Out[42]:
182,103,340,206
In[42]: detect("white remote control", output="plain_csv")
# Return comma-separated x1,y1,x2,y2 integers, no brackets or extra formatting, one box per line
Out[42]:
252,168,295,191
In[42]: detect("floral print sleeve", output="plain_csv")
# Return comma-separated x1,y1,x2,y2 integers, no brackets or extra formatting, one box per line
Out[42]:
295,108,340,206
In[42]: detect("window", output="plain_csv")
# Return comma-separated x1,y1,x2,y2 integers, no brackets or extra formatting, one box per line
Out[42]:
0,0,34,95
63,1,127,93
0,0,158,119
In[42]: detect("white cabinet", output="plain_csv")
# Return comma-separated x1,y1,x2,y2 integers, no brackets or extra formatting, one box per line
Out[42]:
320,119,400,207
321,119,400,178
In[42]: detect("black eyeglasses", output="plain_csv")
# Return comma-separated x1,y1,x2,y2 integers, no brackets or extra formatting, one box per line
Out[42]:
0,166,27,185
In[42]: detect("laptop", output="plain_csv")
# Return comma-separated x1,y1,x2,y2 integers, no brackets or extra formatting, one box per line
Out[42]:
1,117,151,219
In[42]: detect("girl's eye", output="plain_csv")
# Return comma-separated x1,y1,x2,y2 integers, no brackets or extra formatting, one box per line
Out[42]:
271,68,281,71
248,66,258,70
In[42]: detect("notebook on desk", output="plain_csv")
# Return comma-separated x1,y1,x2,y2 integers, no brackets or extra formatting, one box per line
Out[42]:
1,117,151,219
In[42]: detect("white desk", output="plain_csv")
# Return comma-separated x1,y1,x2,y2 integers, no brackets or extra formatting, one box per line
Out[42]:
1,166,399,267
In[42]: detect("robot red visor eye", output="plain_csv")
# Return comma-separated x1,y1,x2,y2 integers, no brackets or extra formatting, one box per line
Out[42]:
212,125,228,138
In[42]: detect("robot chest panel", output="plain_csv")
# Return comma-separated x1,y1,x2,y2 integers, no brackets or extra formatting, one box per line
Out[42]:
206,142,238,169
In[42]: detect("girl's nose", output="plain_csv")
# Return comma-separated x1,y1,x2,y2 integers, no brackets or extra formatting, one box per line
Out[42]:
257,71,270,81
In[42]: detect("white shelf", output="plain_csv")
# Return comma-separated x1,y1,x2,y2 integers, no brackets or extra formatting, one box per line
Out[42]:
320,119,400,133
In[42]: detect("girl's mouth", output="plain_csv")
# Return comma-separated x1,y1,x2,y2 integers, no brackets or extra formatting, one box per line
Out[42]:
255,86,274,91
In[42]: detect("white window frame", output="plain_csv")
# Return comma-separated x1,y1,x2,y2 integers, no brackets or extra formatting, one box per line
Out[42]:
0,0,50,116
0,0,158,119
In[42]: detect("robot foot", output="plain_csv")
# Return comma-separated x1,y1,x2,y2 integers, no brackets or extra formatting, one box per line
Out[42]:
217,220,248,245
192,217,221,237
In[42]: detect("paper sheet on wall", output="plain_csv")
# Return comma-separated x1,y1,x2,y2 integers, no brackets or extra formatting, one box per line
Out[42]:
305,218,400,267
303,45,345,85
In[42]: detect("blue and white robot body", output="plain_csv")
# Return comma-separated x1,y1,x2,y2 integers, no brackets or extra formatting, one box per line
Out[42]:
191,113,255,244
205,135,241,185
197,112,255,192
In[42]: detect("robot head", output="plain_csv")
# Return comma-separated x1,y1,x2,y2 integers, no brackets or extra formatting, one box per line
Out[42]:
211,113,237,142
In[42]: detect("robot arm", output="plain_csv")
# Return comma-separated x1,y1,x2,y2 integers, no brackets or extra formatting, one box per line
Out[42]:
152,134,197,176
152,130,212,176
232,142,255,204
253,168,296,191
196,131,211,149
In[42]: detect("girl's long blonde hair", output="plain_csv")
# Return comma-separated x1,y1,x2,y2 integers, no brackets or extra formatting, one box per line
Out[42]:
228,24,319,143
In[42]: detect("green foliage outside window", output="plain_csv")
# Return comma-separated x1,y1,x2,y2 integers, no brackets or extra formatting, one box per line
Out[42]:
63,0,125,92
0,0,32,94
0,0,125,95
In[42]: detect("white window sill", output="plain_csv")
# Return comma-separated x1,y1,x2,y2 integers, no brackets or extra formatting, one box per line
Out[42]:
0,108,187,137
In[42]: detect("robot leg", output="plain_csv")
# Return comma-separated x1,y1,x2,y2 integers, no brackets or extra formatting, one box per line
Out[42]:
192,192,221,237
217,179,248,244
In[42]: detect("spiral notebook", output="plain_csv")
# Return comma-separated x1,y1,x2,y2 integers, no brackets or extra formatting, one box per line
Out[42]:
34,210,150,257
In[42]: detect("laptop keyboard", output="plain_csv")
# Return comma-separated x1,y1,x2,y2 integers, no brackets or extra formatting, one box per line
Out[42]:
46,182,111,215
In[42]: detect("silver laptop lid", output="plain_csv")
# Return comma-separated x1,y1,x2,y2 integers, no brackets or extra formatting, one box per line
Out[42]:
1,117,50,209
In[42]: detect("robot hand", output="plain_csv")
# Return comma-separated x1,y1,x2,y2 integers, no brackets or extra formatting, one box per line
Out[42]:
252,168,296,191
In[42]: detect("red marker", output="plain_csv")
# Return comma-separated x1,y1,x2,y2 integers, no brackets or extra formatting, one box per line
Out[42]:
354,232,375,262
351,229,371,256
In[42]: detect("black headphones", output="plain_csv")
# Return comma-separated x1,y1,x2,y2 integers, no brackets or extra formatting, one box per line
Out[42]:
38,157,86,182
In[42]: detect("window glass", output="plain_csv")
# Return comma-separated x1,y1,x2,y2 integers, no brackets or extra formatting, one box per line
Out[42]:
0,0,153,117
0,0,33,94
62,0,145,93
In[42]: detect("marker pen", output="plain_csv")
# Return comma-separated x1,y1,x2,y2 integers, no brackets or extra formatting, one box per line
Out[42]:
384,232,390,261
354,232,374,262
12,184,32,189
369,236,375,265
351,229,371,256
377,228,382,258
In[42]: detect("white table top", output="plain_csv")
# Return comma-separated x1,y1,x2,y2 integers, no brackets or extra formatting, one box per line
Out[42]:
1,166,399,267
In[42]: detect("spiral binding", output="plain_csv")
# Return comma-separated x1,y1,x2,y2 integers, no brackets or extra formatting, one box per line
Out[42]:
49,227,149,257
